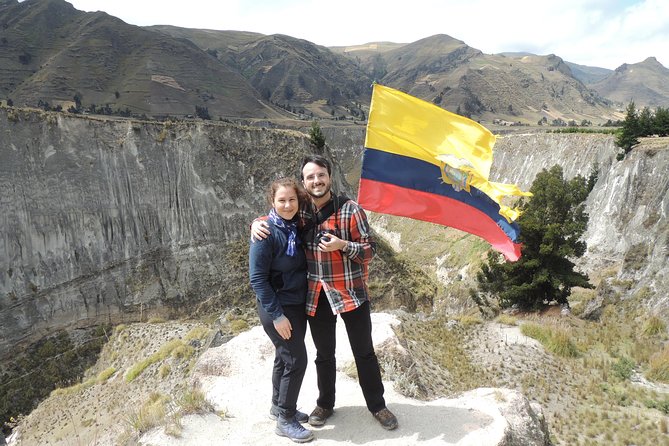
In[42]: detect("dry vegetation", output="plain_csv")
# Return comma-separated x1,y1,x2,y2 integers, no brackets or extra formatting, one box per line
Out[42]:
384,300,669,446
7,314,256,446
9,290,669,446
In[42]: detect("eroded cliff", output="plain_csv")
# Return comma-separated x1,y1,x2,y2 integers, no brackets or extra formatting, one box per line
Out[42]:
0,108,326,360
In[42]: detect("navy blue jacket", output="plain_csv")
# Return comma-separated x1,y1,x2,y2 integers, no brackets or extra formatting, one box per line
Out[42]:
249,220,307,320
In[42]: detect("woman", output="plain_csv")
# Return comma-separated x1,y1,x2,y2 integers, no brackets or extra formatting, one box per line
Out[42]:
248,177,314,443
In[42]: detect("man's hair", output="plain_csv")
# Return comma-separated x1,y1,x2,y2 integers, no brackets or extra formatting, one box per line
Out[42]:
300,154,331,180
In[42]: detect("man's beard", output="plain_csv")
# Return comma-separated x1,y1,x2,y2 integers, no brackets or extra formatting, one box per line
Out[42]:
307,183,331,199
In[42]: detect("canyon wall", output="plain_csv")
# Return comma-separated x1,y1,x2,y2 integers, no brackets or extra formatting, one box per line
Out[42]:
2,108,668,360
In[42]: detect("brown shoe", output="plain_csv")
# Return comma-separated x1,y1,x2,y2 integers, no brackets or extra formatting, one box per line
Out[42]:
308,406,333,426
373,407,398,430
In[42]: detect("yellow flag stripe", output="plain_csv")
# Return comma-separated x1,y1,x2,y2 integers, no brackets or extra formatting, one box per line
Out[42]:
365,84,496,179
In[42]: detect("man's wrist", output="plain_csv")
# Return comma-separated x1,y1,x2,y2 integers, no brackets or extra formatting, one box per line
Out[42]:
342,241,350,253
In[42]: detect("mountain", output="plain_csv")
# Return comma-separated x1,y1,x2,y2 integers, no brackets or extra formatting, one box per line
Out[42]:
151,26,373,119
337,36,617,124
564,61,612,85
0,0,274,118
590,57,669,108
1,0,668,123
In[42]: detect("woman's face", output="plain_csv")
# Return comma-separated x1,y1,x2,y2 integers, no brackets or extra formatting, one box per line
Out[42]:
273,185,299,220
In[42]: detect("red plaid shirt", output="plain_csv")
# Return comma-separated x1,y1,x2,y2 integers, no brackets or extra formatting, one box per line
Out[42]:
302,199,376,316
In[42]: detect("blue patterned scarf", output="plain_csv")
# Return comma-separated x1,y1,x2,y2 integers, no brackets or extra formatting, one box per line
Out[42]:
268,208,299,256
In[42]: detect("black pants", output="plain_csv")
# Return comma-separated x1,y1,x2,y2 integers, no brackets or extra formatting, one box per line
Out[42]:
258,302,308,419
308,292,386,413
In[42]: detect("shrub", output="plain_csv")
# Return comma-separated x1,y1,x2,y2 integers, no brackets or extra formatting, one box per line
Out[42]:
647,346,669,383
611,357,635,381
309,120,326,149
127,393,170,434
178,387,215,415
642,316,666,337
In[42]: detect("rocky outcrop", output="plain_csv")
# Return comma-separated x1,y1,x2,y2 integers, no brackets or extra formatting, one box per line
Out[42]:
0,108,348,360
140,313,551,446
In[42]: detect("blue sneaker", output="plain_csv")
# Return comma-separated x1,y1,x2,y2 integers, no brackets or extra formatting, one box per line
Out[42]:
275,416,314,443
269,406,309,423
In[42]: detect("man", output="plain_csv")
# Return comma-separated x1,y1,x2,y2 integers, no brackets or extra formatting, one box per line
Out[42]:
252,154,398,430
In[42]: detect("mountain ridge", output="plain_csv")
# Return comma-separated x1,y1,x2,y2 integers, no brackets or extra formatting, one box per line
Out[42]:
1,0,668,124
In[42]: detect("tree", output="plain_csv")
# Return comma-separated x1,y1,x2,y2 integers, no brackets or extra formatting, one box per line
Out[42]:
615,101,640,157
475,165,594,310
73,92,83,112
195,105,211,120
309,120,325,149
638,106,654,135
654,106,669,136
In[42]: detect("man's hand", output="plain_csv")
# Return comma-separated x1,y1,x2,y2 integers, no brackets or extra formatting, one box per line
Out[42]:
251,220,270,242
273,316,292,340
318,234,348,252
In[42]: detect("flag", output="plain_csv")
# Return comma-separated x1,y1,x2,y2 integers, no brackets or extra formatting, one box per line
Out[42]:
358,84,531,261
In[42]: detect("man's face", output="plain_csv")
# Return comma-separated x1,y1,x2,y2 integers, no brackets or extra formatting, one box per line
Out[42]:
302,162,331,199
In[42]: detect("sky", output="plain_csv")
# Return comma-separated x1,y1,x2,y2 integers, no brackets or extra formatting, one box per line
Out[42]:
45,0,669,70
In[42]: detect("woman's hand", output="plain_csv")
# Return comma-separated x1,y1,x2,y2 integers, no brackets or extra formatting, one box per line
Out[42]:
273,316,292,340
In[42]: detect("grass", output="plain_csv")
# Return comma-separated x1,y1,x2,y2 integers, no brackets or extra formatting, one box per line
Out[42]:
125,339,194,383
520,322,580,357
496,314,518,326
394,315,491,397
125,386,216,439
96,367,117,383
647,345,669,383
643,315,667,337
127,392,170,434
185,326,212,341
51,378,95,396
177,386,215,415
229,318,249,334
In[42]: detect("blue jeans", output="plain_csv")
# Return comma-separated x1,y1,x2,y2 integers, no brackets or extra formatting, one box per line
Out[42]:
308,292,386,413
258,302,308,419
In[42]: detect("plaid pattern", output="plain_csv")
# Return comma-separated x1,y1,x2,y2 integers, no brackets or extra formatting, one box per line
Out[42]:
302,199,376,316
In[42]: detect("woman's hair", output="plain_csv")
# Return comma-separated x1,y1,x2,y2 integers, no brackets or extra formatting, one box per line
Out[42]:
266,177,309,209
